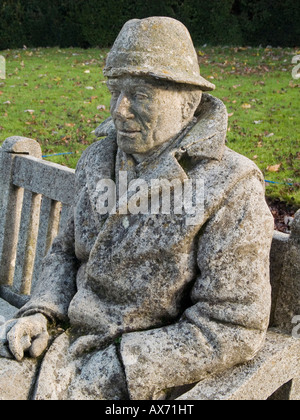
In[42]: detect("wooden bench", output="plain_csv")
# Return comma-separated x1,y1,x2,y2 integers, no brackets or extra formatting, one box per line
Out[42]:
0,136,299,400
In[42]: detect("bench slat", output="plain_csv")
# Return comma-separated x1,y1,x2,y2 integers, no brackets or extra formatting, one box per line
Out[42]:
0,185,24,287
31,197,62,293
14,190,42,295
12,155,75,205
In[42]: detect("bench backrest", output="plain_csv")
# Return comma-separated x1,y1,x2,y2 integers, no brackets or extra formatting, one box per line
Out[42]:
0,137,299,334
0,137,75,306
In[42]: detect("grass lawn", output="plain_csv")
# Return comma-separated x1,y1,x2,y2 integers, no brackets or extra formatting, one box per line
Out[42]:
0,46,299,208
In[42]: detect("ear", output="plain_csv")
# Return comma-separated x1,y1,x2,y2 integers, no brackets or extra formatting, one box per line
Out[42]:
181,100,194,121
181,91,202,121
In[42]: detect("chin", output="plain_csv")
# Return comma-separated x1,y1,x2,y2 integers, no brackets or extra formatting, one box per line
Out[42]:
117,136,149,155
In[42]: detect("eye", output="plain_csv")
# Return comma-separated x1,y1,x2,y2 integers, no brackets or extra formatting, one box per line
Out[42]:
110,90,120,99
134,92,149,100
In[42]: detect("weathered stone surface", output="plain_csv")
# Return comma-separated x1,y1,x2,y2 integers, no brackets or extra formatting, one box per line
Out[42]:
33,333,128,400
0,356,39,400
269,231,290,326
176,330,300,400
273,210,300,333
0,17,280,400
12,155,75,206
1,136,42,158
104,17,215,91
0,298,17,322
6,314,49,361
0,138,43,289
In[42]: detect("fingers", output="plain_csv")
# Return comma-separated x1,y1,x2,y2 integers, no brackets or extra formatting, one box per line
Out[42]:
29,331,49,358
7,325,26,361
0,319,18,359
7,314,49,361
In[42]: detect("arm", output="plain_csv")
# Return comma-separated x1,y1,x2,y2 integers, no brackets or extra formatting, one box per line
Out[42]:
120,174,274,400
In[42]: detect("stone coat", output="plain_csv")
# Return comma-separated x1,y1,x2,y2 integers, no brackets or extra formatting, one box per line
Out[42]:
18,94,274,400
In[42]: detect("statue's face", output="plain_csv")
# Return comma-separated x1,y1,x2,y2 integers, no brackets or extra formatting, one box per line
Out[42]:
108,76,191,159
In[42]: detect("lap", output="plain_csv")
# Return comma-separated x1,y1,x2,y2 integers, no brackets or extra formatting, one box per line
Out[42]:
0,329,128,400
34,332,128,400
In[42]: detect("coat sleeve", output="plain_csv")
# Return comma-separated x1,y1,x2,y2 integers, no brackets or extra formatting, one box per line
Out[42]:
120,174,274,400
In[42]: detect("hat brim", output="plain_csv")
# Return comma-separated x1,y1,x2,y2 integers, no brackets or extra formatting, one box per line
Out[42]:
104,66,216,91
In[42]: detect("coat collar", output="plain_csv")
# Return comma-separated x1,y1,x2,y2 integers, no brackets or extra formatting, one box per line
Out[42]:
175,93,228,162
95,93,228,170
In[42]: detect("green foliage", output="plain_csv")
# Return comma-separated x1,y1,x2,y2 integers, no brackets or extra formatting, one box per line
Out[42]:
0,0,299,49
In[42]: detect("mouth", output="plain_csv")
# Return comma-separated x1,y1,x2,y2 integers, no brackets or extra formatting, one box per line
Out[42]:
118,129,141,138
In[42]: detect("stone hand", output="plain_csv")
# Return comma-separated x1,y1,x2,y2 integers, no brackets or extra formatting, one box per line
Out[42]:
7,314,49,361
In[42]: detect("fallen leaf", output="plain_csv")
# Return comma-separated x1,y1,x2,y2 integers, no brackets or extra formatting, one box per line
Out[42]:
241,103,251,109
267,164,281,172
254,81,265,86
289,81,300,88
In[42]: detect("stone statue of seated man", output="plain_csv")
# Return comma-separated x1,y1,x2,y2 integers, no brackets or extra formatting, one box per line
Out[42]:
0,17,274,400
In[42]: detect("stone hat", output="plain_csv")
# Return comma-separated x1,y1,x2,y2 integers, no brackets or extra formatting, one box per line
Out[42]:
104,17,215,91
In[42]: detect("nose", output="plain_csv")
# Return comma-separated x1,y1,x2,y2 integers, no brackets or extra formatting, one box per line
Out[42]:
114,94,134,120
